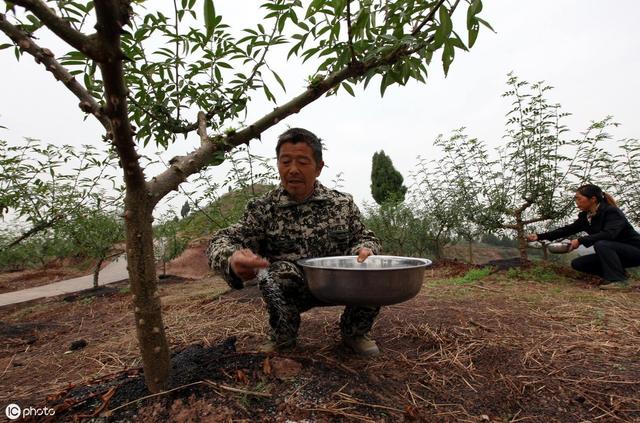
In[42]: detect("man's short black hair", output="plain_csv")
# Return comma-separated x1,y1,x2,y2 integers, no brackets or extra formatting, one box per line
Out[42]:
276,128,323,163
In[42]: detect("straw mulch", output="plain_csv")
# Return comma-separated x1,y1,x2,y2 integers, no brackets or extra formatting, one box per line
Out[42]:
1,265,639,422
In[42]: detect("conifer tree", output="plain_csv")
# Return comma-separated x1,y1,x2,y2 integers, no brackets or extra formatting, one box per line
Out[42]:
371,151,407,205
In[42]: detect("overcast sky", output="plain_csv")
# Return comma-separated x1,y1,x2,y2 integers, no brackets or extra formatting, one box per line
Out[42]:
1,0,639,218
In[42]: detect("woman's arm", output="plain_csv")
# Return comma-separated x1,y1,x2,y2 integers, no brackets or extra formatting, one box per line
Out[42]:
537,216,586,241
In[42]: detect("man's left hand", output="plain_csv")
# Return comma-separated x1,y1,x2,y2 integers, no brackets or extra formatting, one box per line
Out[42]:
570,239,580,251
356,247,373,263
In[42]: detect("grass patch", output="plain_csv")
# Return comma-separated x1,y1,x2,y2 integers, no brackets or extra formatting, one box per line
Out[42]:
451,267,493,285
506,265,560,283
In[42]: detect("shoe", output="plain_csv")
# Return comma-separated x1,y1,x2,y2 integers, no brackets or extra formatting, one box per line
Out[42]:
257,339,295,353
599,281,630,291
343,335,380,356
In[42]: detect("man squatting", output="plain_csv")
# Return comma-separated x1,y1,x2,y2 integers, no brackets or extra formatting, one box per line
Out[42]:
207,128,382,356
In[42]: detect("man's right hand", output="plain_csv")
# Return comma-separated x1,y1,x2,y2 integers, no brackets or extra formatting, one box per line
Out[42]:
229,249,270,281
526,234,538,242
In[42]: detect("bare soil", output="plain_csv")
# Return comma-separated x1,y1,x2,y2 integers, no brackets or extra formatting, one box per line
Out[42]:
1,260,639,422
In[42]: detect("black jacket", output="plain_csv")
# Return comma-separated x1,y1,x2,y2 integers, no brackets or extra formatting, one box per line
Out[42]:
538,203,640,249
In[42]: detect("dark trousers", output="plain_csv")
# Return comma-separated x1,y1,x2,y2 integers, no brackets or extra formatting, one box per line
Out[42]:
258,261,380,344
571,240,640,282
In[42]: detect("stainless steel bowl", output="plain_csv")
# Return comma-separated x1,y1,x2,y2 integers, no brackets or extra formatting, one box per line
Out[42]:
298,255,432,306
547,242,572,254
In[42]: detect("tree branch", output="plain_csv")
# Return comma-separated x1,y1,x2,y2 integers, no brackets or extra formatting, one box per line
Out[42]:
196,112,208,146
147,31,431,204
94,0,144,188
4,214,63,248
514,199,533,217
0,14,110,129
8,0,108,61
522,216,550,225
411,0,447,36
147,64,360,203
346,0,357,64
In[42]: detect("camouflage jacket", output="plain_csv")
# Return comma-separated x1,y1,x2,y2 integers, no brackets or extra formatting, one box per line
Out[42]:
207,182,381,288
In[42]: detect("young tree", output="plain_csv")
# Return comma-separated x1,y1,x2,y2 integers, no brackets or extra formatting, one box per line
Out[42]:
411,154,463,258
153,212,188,278
429,75,618,261
370,150,407,205
65,207,125,287
1,139,125,280
0,0,491,391
411,132,488,262
612,138,640,226
490,77,618,259
0,139,118,249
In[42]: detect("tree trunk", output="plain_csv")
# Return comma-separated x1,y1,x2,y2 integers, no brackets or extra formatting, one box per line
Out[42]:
542,245,548,261
93,257,104,289
434,239,442,259
125,192,170,393
468,239,473,264
516,224,528,261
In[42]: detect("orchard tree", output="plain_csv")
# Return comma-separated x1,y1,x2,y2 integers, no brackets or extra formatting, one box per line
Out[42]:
0,0,492,391
65,207,125,287
432,75,617,260
490,76,617,259
371,150,407,204
0,139,118,248
153,212,188,278
613,138,640,226
419,130,488,262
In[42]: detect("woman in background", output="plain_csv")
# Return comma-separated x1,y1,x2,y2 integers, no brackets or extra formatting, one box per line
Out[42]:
527,184,640,290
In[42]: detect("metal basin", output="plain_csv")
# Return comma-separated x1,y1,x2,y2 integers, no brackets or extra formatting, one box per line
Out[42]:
547,242,572,254
298,255,432,306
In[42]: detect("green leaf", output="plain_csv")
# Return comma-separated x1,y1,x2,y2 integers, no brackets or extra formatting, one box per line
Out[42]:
468,24,479,48
263,84,275,102
442,41,454,76
305,0,324,19
467,0,483,29
476,17,495,33
433,6,452,48
84,72,93,91
271,70,286,93
450,32,468,51
380,73,391,97
203,0,216,41
342,82,355,97
278,14,287,32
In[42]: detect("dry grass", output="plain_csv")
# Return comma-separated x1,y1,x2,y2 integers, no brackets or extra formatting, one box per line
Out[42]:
1,268,640,422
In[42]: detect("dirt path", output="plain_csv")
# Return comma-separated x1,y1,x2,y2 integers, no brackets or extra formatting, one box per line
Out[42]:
0,255,128,307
